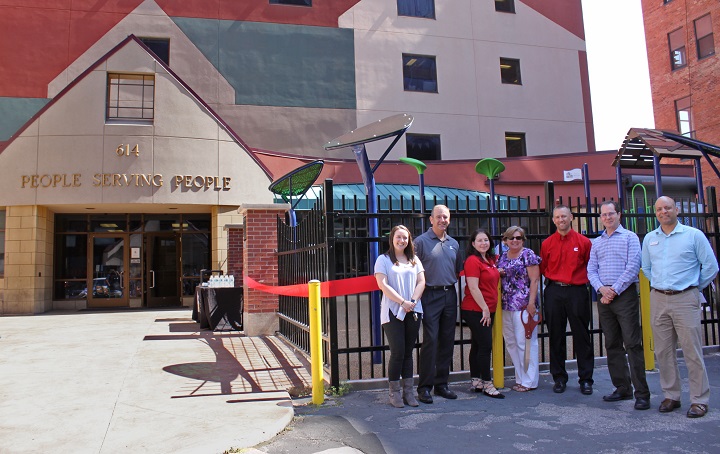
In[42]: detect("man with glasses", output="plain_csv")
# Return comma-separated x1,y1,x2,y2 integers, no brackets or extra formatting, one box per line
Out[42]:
540,205,594,395
587,201,650,410
642,196,718,418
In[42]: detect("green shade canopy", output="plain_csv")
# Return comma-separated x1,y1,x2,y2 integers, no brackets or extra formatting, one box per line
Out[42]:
268,160,324,203
399,157,427,174
475,158,505,179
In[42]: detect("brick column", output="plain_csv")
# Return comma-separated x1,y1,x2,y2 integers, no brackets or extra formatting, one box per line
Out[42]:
224,224,244,287
239,204,288,336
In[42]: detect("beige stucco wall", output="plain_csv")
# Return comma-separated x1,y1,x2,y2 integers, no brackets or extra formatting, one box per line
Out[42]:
0,39,272,209
341,0,590,159
2,206,54,314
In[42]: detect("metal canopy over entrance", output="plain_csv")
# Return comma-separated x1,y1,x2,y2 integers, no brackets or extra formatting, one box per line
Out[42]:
612,128,713,209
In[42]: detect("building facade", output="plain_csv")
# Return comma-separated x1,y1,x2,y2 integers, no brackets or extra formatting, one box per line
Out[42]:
641,0,720,189
0,0,594,314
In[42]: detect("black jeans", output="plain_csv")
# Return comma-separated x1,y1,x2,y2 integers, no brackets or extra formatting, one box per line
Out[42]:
597,284,649,398
461,310,494,380
383,310,422,381
543,283,594,384
418,287,458,391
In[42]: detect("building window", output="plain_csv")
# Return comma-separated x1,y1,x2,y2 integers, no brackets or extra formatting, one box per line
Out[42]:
140,37,170,65
675,96,693,137
270,0,312,5
694,14,715,59
495,0,515,13
397,0,435,19
668,28,687,70
106,73,155,121
406,134,441,161
500,58,522,85
505,132,526,157
0,210,5,277
403,54,438,93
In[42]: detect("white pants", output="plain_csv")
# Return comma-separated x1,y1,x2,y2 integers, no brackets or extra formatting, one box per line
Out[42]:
503,309,539,389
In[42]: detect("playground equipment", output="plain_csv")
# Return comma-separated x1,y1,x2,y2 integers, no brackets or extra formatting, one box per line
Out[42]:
268,160,324,227
399,156,427,230
475,158,505,236
324,114,414,364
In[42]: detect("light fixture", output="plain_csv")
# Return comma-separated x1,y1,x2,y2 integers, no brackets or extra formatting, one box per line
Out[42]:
405,58,417,66
99,223,118,228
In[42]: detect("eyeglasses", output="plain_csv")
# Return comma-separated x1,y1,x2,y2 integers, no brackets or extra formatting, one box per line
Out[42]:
509,236,524,241
599,212,617,218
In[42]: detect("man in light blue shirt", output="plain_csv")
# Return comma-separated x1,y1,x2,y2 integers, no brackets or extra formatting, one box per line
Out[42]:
588,201,649,410
641,196,719,418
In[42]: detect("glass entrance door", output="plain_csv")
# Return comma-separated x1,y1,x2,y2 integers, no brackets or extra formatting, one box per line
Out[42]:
146,233,181,306
88,234,129,307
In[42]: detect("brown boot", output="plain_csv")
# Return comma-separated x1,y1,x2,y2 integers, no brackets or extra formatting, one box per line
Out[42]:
402,379,419,407
389,380,404,408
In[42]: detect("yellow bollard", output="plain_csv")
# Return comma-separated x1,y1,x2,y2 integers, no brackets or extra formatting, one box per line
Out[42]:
308,280,324,404
638,272,655,370
492,281,504,388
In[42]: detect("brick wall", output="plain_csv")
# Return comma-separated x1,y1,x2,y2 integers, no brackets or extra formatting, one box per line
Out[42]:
239,205,287,315
642,0,720,199
226,225,244,287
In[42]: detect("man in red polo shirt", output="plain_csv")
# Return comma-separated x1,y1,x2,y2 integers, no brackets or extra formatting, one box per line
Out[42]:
540,205,594,395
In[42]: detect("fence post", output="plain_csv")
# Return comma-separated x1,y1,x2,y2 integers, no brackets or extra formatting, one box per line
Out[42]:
638,271,654,370
309,279,324,404
323,178,340,389
492,282,504,388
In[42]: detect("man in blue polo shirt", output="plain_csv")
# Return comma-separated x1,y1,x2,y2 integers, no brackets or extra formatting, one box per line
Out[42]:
414,205,463,404
642,196,718,418
588,200,649,410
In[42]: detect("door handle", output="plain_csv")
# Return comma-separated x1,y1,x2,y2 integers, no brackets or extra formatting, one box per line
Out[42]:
150,270,155,289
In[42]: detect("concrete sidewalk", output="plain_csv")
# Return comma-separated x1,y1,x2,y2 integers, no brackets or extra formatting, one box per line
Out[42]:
0,309,311,454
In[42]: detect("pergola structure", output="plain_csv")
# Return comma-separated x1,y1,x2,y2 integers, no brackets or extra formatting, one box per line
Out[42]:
612,128,720,210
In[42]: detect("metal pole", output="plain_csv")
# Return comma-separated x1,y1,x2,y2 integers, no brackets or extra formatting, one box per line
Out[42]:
352,144,382,364
308,279,325,404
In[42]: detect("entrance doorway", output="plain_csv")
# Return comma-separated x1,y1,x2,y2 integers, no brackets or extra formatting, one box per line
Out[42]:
87,234,129,308
55,214,210,308
146,233,181,307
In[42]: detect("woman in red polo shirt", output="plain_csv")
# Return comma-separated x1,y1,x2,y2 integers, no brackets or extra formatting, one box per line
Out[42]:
462,229,504,398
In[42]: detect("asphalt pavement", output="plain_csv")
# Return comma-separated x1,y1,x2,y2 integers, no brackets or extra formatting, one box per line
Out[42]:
253,351,720,454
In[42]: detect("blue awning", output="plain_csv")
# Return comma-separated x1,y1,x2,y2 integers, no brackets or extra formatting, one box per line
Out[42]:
274,183,528,211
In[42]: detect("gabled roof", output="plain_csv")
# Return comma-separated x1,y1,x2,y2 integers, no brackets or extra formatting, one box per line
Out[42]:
0,34,271,178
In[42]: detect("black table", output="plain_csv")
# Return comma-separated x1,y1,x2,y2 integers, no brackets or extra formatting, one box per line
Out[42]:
193,286,244,331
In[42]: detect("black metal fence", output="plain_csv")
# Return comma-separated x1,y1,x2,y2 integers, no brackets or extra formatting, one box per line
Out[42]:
277,179,720,388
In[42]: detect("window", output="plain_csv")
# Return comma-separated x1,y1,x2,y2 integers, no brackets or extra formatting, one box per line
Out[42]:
406,134,441,161
668,28,687,70
0,210,5,277
403,54,438,93
675,96,693,137
500,58,521,84
270,0,311,5
106,73,155,121
505,133,526,157
495,0,515,13
397,0,435,19
140,37,170,65
694,14,715,59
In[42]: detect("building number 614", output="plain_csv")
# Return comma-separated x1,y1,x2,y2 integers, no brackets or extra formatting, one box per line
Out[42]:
116,144,139,157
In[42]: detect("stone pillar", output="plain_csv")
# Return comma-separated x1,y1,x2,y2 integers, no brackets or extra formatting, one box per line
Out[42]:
239,204,288,336
2,205,54,314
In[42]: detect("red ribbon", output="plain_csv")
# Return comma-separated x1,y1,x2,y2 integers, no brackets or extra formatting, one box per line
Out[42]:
244,275,379,298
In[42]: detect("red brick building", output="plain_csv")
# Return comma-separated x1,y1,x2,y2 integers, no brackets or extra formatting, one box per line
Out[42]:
641,0,720,192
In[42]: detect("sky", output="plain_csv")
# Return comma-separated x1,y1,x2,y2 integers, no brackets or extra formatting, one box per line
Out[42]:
581,0,655,151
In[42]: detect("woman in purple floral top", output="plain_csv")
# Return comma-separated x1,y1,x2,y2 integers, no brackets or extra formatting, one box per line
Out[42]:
497,226,542,391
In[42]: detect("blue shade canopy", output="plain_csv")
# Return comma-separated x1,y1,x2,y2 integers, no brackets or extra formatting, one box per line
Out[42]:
274,183,528,211
324,114,414,151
